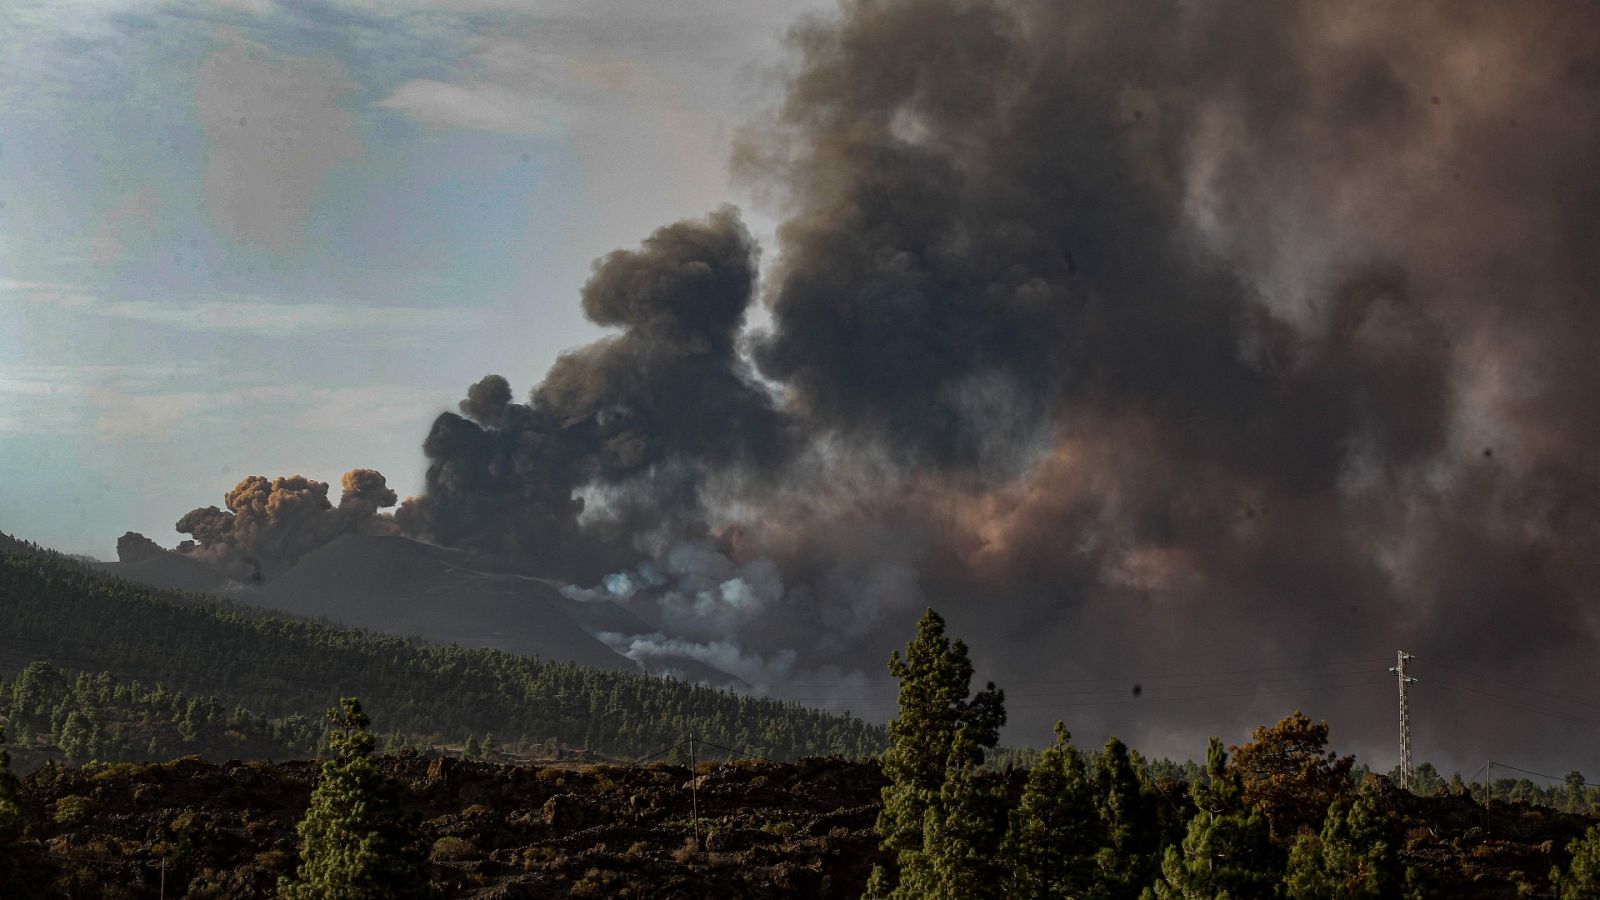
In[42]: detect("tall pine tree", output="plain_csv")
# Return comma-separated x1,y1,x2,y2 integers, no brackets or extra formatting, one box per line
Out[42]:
908,724,1009,900
279,698,435,899
1002,723,1102,899
867,608,1006,899
1152,738,1283,899
1094,737,1168,898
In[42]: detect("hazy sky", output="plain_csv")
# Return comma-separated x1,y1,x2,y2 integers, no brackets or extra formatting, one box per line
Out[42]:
0,0,823,557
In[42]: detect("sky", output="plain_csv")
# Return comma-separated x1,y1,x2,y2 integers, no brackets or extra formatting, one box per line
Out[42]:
0,0,820,557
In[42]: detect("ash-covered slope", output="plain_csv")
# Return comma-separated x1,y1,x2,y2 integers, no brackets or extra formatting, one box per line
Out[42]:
255,533,635,671
94,552,234,595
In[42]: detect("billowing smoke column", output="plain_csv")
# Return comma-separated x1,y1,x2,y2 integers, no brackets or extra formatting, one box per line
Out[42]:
710,0,1600,763
397,207,789,577
420,0,1600,765
161,469,400,579
179,0,1600,765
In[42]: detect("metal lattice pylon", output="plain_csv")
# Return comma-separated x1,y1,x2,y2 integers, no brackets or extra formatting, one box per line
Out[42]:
1389,650,1417,789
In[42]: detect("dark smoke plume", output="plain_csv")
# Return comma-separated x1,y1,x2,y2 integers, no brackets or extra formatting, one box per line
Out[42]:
173,469,399,579
171,0,1600,768
398,207,789,576
115,531,169,564
532,0,1600,767
707,0,1600,766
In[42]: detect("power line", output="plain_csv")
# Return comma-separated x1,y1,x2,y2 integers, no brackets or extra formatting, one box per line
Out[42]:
1413,656,1600,715
813,677,1391,714
763,657,1388,690
635,740,689,765
1486,760,1574,784
1426,679,1600,729
695,738,773,764
771,665,1388,703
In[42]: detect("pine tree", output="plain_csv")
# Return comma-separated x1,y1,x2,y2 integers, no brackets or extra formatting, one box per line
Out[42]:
464,734,481,759
1152,738,1283,899
1,721,22,845
1,720,26,894
1284,778,1406,899
279,698,435,899
1001,723,1102,899
1228,711,1353,843
1554,823,1600,899
906,724,1007,900
867,608,1006,899
1094,737,1166,898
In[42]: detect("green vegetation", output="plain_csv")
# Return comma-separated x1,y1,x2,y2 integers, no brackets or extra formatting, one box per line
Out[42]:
868,608,1466,900
0,721,19,835
867,607,1005,899
1556,823,1600,899
1000,724,1100,898
280,698,435,899
1151,738,1283,898
1093,735,1176,896
0,718,21,882
2,661,319,768
0,540,884,764
917,723,1008,899
1284,778,1410,899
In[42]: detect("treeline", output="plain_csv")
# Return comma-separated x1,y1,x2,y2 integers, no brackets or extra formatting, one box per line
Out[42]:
1405,762,1596,813
0,543,885,764
864,609,1600,900
2,662,320,769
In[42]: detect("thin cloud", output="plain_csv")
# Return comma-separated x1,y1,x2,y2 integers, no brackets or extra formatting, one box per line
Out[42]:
194,29,361,255
377,79,562,135
93,297,483,334
6,280,484,335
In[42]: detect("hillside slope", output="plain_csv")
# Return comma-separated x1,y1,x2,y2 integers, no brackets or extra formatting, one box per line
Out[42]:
86,532,739,685
0,542,885,764
257,533,634,671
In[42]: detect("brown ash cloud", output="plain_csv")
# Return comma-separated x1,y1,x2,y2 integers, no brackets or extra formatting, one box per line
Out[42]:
168,469,400,580
115,531,170,564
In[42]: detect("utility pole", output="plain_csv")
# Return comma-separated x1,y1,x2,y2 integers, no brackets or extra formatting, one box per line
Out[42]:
1485,759,1493,834
689,735,701,852
1389,650,1417,790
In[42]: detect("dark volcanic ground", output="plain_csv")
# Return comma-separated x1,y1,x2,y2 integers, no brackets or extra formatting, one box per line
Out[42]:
10,755,1597,898
14,754,887,899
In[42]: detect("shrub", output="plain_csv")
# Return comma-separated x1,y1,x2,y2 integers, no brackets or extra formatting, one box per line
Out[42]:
53,795,97,825
430,836,477,862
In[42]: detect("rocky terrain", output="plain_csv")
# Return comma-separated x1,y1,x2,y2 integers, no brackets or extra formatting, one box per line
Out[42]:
12,754,888,898
8,753,1598,898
